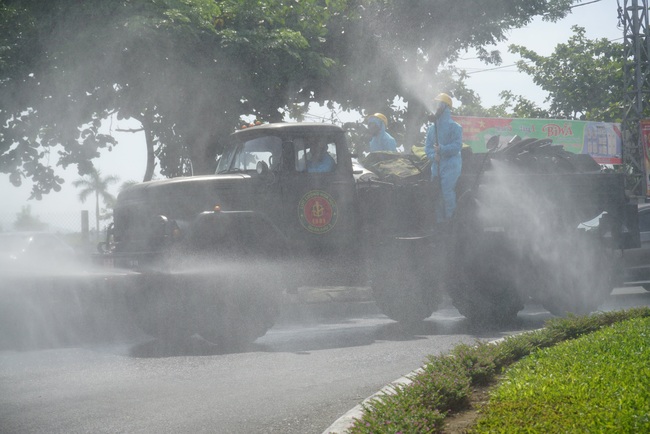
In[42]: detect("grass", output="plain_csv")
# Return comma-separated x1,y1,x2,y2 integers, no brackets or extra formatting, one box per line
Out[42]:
475,315,650,432
345,307,650,434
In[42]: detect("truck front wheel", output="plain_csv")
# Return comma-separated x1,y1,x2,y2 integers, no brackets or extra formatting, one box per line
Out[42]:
130,268,281,348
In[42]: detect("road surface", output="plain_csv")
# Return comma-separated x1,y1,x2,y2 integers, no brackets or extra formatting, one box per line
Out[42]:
0,287,647,434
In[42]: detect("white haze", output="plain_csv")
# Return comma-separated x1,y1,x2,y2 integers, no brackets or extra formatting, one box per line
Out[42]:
477,158,612,313
0,2,624,351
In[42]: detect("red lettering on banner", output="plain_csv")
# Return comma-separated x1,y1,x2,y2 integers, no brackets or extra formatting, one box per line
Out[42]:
542,123,574,137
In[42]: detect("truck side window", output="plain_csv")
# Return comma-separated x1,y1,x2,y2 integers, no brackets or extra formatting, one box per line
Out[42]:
294,139,338,173
325,143,338,164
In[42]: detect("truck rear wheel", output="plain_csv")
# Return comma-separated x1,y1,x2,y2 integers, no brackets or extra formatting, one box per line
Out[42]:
370,236,441,323
371,274,439,323
537,236,615,316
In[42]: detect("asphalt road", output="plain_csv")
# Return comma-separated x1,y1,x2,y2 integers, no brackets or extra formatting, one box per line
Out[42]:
0,286,648,434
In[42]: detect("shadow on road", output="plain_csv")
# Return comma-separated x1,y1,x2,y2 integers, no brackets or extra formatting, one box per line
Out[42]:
127,290,650,357
2,273,647,358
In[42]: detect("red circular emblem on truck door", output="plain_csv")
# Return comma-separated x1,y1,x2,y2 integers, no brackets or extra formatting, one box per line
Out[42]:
299,190,338,234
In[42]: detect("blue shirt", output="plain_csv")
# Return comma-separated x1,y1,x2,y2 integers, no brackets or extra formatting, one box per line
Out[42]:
368,118,398,152
307,153,336,172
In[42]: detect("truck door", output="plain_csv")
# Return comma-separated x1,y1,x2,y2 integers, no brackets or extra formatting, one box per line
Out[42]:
279,133,359,262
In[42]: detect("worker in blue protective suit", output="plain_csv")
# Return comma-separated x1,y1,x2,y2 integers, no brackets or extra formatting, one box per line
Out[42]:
367,113,398,153
424,93,463,222
307,141,336,173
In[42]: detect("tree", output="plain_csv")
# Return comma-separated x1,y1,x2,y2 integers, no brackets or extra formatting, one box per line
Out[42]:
1,0,345,193
312,0,578,146
2,0,581,198
1,0,223,196
467,90,551,119
509,25,626,121
72,169,119,233
13,205,47,231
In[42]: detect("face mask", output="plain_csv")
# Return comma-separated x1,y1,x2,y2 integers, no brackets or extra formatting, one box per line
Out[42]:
367,119,381,134
434,102,446,118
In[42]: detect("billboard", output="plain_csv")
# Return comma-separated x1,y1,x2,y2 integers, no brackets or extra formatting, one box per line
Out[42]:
452,116,622,165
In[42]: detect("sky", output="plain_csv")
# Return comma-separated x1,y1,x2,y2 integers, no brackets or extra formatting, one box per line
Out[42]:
0,0,624,232
455,0,623,109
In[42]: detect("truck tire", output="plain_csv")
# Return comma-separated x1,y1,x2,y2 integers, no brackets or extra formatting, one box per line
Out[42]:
448,232,524,325
371,275,439,324
370,236,440,323
130,268,281,348
537,235,615,316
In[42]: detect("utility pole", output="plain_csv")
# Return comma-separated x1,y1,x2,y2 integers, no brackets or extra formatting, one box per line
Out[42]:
620,0,650,198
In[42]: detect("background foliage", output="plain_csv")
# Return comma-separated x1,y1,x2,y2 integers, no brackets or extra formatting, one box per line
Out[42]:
1,0,584,198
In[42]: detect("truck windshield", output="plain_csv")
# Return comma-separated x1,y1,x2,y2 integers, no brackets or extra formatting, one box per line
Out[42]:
216,135,282,174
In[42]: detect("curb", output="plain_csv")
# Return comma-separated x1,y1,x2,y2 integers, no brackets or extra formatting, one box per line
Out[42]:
322,369,423,434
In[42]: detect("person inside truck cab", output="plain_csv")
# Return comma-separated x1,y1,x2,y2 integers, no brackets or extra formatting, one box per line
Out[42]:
425,93,463,222
366,113,398,153
306,141,336,173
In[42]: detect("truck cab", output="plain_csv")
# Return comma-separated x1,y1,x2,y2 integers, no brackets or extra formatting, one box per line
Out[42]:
108,123,361,284
216,123,361,278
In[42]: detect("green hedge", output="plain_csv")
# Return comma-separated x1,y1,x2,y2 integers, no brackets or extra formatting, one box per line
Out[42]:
346,307,650,434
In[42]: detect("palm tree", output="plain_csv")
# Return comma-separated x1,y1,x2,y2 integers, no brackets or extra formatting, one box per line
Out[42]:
73,168,120,233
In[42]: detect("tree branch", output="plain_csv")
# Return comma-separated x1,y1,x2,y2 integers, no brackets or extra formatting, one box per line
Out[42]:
115,127,145,133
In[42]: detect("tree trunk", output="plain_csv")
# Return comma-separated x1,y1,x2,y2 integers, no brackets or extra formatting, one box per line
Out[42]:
403,98,429,150
143,120,155,182
95,190,100,234
187,111,222,175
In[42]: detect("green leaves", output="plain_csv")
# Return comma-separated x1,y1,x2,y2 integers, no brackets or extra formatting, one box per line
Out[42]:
352,356,471,434
509,25,625,121
1,0,586,197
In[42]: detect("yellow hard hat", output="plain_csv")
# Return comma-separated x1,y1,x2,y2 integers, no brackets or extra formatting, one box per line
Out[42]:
434,93,453,109
369,113,388,126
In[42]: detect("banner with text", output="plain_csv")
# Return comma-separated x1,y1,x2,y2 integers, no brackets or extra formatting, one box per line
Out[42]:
452,116,622,165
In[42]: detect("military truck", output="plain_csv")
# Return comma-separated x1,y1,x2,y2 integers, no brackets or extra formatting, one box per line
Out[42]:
99,122,638,343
